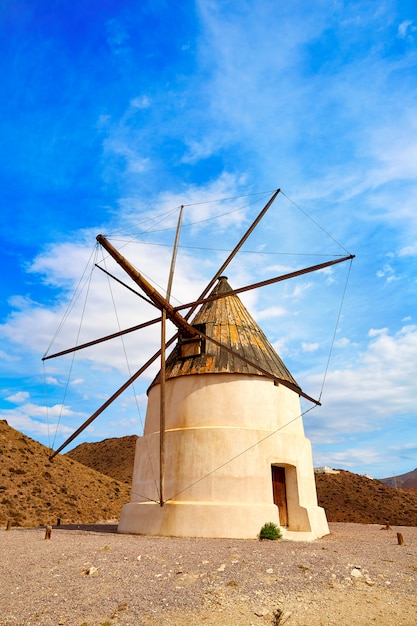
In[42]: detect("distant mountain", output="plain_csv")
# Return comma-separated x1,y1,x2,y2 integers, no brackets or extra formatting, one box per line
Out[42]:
380,468,417,490
66,435,137,484
0,420,130,528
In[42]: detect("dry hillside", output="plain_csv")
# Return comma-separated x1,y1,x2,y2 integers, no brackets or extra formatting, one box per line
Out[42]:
65,436,417,528
315,470,417,526
65,435,137,483
3,421,417,529
0,420,130,528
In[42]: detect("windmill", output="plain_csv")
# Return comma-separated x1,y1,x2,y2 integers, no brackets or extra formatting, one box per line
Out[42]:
44,189,354,540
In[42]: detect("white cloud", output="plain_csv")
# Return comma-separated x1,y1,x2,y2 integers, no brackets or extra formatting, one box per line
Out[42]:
368,327,388,337
45,376,59,385
399,243,417,257
6,391,30,404
0,407,74,438
313,446,389,471
334,337,350,348
301,342,319,353
130,96,151,109
0,349,20,363
398,20,415,39
256,305,287,321
307,325,417,439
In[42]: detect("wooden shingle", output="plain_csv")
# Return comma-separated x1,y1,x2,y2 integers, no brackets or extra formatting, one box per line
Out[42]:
150,276,300,391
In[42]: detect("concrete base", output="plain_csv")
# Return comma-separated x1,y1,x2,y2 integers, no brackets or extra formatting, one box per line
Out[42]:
118,500,328,541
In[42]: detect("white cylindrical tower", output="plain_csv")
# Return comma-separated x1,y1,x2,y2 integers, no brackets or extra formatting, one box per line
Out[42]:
118,277,328,540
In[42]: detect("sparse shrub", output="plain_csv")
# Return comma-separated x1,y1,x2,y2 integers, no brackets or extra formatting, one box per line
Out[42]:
259,521,282,540
272,608,285,626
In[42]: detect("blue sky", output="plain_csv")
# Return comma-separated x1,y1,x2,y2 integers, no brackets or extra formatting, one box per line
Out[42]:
1,0,416,479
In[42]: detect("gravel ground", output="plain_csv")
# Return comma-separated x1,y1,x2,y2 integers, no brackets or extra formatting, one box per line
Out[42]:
1,522,416,625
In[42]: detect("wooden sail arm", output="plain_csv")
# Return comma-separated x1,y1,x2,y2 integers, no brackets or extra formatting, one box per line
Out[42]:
48,333,179,460
174,254,355,312
43,255,354,362
94,264,156,307
183,188,281,321
42,316,162,361
49,317,318,462
96,234,197,339
47,192,281,362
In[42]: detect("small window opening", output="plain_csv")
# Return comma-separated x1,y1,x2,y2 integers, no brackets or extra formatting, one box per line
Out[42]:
179,324,206,358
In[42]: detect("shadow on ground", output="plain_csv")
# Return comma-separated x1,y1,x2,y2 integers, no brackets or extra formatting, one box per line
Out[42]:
53,524,119,533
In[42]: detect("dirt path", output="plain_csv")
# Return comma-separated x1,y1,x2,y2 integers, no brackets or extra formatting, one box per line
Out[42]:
1,523,416,625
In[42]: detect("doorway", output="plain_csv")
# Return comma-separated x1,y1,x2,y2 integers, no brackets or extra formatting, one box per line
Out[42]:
271,465,288,526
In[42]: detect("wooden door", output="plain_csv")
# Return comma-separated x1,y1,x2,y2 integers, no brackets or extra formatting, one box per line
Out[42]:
271,466,288,526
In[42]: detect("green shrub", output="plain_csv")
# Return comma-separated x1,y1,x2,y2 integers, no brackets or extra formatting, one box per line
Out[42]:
259,521,282,540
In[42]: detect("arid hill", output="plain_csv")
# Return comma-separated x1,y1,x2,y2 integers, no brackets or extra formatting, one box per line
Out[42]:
380,467,417,490
315,470,417,526
0,420,130,528
2,421,417,529
65,435,137,483
66,435,417,528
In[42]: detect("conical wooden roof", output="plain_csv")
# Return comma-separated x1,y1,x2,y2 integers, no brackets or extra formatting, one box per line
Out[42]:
150,276,300,391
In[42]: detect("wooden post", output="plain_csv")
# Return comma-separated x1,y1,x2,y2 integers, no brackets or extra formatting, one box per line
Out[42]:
45,526,52,540
160,308,166,507
397,532,404,545
6,519,12,531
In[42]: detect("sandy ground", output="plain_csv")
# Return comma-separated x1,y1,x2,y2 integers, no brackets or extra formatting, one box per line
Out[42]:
1,522,416,625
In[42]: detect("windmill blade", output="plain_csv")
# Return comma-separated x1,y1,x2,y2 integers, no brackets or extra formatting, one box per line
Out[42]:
42,316,162,361
183,188,281,321
49,189,326,459
49,333,178,460
175,254,355,313
97,234,196,338
49,210,187,462
166,205,183,301
95,190,281,337
94,263,156,307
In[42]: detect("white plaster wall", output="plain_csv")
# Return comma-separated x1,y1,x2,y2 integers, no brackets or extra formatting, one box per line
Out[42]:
144,374,305,434
119,373,328,540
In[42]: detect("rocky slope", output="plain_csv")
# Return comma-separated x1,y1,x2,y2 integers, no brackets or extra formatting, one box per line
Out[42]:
0,420,130,527
315,469,417,526
65,435,137,483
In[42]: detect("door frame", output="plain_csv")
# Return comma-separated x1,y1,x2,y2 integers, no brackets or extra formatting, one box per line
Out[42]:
271,465,288,527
